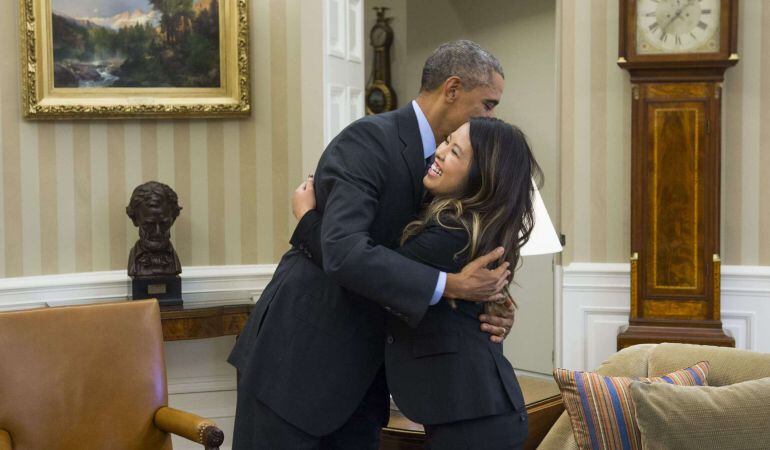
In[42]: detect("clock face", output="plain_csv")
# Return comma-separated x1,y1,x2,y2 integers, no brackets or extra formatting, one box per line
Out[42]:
371,26,389,47
636,0,721,54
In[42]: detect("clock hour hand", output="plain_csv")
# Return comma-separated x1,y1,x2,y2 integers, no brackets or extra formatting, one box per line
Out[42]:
663,8,684,33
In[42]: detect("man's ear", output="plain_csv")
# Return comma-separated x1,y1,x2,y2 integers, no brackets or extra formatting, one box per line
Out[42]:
442,76,462,103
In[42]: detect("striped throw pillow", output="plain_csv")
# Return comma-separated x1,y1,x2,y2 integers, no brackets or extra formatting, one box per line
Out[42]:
553,361,709,450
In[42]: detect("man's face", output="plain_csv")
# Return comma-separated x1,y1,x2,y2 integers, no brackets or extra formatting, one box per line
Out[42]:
446,72,505,132
137,195,174,251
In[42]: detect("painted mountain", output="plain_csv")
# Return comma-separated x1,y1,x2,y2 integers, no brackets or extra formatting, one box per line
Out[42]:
69,8,162,30
52,0,220,88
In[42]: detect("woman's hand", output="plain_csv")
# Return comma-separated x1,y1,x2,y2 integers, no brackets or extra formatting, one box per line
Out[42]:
292,175,316,220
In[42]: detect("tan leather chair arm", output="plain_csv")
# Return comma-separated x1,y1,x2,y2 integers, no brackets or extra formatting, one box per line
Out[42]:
0,429,12,450
154,406,224,450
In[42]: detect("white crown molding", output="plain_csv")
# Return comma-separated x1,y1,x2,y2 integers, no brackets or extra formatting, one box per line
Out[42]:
0,264,278,311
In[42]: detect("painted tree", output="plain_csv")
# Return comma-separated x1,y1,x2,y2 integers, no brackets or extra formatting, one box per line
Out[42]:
149,0,194,44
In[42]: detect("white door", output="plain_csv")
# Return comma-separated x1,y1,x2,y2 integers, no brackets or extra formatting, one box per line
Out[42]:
323,0,366,145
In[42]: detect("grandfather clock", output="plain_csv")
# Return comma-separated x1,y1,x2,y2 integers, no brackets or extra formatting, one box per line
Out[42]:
366,7,397,115
617,0,738,350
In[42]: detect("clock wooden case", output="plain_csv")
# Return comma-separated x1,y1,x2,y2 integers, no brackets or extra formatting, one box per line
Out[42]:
617,0,738,350
366,7,397,115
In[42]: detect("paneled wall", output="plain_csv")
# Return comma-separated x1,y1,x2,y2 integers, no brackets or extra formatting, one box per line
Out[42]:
0,0,308,278
559,263,770,371
559,0,770,265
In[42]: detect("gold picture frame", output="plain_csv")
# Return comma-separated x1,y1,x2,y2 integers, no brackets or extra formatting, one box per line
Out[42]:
19,0,250,119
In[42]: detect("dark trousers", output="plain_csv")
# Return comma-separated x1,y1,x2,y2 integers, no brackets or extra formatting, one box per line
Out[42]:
424,409,528,450
233,368,390,450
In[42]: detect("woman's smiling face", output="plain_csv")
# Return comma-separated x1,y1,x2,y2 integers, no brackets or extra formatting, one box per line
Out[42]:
423,122,473,197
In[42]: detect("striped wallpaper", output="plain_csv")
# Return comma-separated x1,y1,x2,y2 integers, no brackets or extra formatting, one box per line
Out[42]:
0,0,304,278
559,0,770,266
3,0,770,277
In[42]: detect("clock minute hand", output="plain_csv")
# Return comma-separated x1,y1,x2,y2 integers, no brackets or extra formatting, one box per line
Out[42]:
663,8,684,33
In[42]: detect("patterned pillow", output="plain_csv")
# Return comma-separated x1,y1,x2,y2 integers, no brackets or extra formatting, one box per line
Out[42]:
553,361,709,450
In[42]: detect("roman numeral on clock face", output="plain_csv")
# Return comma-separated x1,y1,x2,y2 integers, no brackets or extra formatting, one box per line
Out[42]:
697,21,708,30
649,22,659,32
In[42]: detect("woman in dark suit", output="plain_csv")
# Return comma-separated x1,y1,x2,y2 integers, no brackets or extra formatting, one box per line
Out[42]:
293,116,542,450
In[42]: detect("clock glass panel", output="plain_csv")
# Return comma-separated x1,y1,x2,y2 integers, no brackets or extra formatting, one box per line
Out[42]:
367,89,386,113
636,0,721,54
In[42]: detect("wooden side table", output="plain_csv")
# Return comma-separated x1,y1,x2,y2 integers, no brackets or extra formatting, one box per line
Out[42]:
160,304,253,341
380,376,564,450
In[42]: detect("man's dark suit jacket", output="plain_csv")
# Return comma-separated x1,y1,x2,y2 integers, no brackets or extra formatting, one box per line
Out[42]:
228,105,441,436
295,214,527,427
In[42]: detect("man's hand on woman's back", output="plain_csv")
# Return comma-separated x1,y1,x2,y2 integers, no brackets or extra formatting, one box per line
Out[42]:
443,247,514,343
443,247,509,302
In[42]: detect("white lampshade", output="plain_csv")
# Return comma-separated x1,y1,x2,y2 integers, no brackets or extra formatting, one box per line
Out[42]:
520,181,562,256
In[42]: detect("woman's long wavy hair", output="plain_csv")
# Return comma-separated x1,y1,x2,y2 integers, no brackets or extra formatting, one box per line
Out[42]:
401,117,543,305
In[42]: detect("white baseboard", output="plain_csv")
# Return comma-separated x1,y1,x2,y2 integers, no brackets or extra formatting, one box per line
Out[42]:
559,263,770,372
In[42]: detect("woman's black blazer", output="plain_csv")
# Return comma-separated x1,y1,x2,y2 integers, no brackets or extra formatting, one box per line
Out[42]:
385,221,526,425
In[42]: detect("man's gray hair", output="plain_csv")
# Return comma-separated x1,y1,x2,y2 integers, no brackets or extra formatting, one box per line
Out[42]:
420,40,504,92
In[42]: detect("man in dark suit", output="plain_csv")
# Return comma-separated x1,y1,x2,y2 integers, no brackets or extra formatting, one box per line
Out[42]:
228,40,512,449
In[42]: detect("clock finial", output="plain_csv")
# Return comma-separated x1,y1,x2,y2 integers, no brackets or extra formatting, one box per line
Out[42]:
373,6,389,21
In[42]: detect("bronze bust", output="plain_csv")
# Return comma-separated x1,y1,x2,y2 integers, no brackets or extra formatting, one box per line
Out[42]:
126,181,182,278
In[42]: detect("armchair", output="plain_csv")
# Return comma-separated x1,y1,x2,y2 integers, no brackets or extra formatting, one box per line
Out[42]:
0,300,224,450
538,343,770,449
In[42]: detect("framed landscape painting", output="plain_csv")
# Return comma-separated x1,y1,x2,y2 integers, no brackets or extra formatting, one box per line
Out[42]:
20,0,250,119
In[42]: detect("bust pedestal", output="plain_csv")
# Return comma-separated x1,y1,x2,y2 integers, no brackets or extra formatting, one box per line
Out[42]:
132,276,182,307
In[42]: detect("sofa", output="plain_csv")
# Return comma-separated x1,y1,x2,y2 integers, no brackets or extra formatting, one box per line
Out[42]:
537,343,770,450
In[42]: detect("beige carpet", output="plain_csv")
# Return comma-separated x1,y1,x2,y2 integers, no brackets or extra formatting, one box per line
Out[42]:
517,374,560,404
